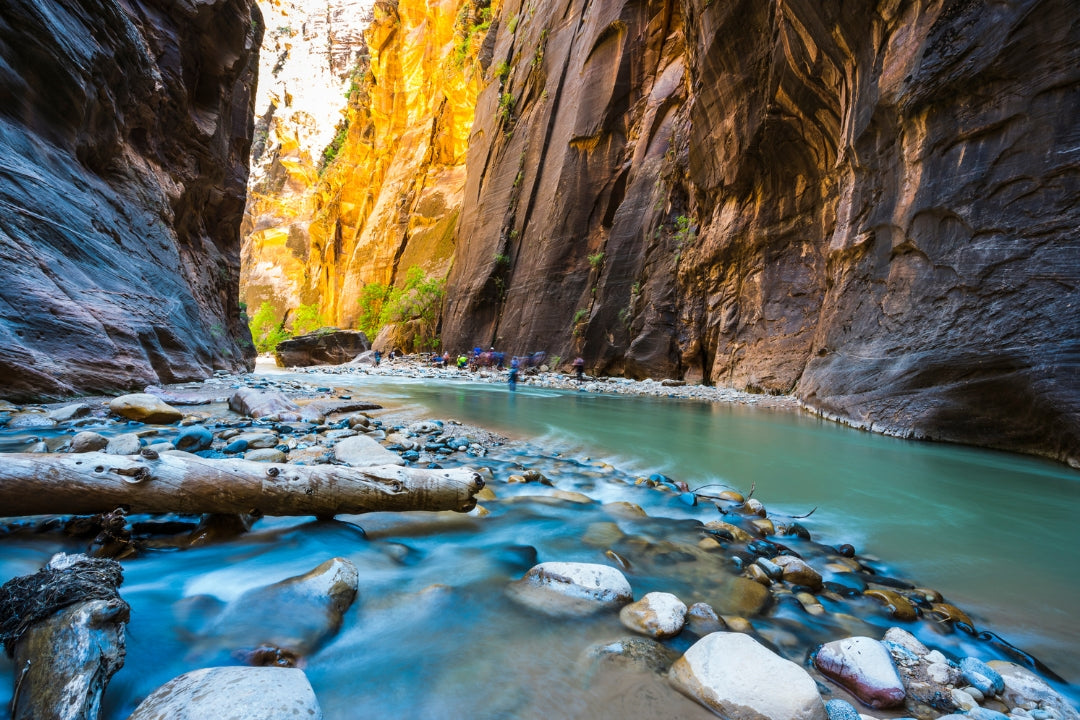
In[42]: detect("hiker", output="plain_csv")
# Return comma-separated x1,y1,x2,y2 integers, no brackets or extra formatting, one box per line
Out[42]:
457,354,468,370
572,357,585,382
508,358,519,391
373,350,382,366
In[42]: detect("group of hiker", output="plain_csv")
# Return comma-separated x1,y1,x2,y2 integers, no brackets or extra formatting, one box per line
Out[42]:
424,346,586,391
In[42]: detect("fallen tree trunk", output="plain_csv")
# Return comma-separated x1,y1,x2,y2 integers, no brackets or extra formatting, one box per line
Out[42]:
0,452,484,518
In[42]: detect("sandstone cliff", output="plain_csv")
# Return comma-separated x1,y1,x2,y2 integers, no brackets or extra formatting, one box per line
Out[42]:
241,0,489,332
441,0,1080,466
0,0,260,400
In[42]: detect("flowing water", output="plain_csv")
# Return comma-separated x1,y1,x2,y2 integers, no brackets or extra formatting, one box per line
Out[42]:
0,368,1077,718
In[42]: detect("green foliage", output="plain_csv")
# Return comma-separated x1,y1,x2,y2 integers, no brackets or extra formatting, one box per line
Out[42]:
494,60,510,82
493,252,510,265
291,303,325,336
508,14,519,33
356,283,388,340
248,301,292,353
572,308,588,325
674,215,696,249
548,354,562,369
356,267,446,344
588,251,604,268
498,92,515,123
319,120,350,173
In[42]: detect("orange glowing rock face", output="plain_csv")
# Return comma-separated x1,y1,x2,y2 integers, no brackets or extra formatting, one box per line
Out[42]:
241,0,490,331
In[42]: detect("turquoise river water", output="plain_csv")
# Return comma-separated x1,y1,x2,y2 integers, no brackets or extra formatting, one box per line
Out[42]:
0,368,1077,718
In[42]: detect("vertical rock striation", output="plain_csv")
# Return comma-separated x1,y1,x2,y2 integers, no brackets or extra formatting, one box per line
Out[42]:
442,0,1080,465
241,0,488,330
0,0,260,400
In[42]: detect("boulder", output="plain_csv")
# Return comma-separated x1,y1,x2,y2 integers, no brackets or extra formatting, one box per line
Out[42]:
228,388,323,422
274,329,370,367
619,591,687,639
987,661,1080,720
127,666,322,720
196,558,359,659
47,403,90,422
507,562,633,617
108,394,183,424
669,632,827,720
814,636,906,708
332,434,405,467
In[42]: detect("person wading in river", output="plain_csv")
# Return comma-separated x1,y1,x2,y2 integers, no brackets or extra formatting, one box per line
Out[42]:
508,358,519,391
572,357,585,383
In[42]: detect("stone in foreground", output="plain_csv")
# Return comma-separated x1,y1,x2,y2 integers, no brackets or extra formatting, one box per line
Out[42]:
619,591,687,639
197,557,359,658
669,632,827,720
108,394,183,424
987,661,1080,720
507,562,632,617
128,666,322,719
814,636,906,708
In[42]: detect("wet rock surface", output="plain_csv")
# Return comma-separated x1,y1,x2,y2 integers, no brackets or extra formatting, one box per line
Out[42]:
274,330,372,368
0,370,1076,719
128,666,322,720
0,0,258,400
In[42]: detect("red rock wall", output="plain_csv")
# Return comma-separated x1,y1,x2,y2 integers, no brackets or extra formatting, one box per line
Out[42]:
444,0,1080,465
0,0,260,400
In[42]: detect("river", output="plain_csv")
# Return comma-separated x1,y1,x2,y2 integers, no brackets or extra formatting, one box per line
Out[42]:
0,368,1077,718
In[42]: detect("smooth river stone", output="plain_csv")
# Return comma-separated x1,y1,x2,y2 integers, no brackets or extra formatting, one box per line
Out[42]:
128,666,322,720
507,562,632,617
198,557,358,658
108,393,183,424
104,432,142,455
71,431,108,452
333,434,405,467
669,632,827,720
772,555,824,590
987,661,1080,720
619,592,687,639
814,636,906,708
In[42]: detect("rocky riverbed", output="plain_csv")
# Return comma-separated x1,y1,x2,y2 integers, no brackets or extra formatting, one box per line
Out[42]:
0,369,1076,720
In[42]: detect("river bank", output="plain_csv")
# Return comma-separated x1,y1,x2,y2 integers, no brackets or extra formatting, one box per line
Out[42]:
0,369,1077,719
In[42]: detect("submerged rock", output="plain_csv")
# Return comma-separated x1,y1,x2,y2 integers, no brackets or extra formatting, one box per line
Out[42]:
108,394,183,424
507,562,632,617
814,636,906,708
196,557,359,659
128,666,322,720
669,632,827,720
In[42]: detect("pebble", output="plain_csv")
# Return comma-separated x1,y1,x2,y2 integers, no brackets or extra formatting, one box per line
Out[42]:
224,439,249,454
825,699,861,720
961,656,1005,696
506,562,632,617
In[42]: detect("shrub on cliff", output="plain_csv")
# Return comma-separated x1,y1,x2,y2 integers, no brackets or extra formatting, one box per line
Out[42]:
356,267,445,348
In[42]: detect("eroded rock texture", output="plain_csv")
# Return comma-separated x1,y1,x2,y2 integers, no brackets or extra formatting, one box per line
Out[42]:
443,0,1080,465
241,0,486,329
0,0,259,400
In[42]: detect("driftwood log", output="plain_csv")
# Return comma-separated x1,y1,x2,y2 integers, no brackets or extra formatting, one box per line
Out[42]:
2,554,128,720
0,452,484,518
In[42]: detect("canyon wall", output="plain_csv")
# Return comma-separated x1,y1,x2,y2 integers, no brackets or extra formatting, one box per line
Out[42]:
441,0,1080,466
241,0,489,333
0,0,260,400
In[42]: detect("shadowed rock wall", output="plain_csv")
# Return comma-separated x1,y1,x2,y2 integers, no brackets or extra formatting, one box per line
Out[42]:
0,0,260,400
443,0,1080,465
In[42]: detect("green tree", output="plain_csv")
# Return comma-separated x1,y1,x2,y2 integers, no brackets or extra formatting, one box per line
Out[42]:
292,303,325,336
356,267,446,345
248,301,292,353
